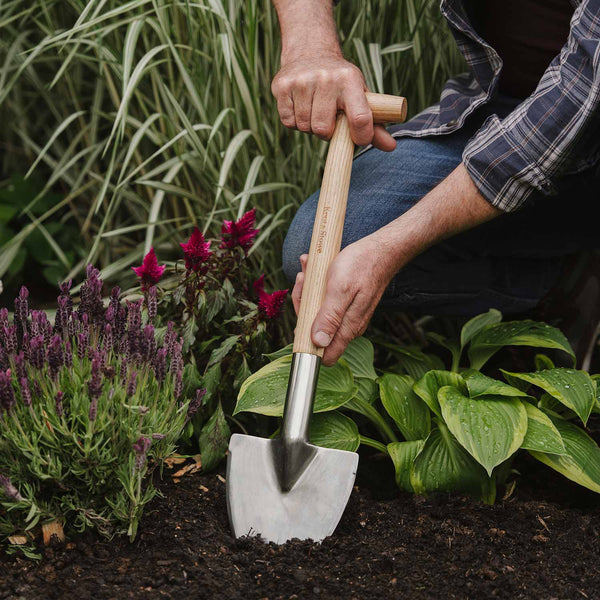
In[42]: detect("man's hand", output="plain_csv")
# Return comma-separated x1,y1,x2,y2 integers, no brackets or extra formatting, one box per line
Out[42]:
292,234,396,366
292,164,502,366
271,0,395,150
272,55,396,151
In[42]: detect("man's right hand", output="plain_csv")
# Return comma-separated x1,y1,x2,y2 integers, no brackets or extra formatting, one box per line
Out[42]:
271,54,397,152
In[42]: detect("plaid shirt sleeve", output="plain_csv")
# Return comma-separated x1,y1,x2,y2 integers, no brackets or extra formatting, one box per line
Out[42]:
462,0,600,212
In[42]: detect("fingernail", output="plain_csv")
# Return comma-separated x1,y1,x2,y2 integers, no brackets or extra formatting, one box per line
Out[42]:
314,331,332,347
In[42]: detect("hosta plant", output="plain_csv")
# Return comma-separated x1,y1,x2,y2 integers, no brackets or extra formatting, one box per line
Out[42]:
235,310,600,503
0,267,196,557
131,208,288,470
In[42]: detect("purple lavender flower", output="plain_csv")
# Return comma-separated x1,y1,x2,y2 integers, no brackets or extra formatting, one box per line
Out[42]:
142,324,156,362
89,397,98,421
19,377,31,407
0,345,8,372
59,279,73,311
132,436,152,470
64,340,73,369
0,370,15,411
174,368,183,399
54,295,70,334
78,265,104,323
164,322,176,356
13,351,26,381
153,347,167,383
0,308,8,330
0,474,23,502
77,332,88,361
126,370,137,397
55,391,64,417
147,286,158,320
87,355,103,407
169,338,183,375
151,433,166,440
30,310,41,337
2,325,17,355
28,335,45,370
13,286,29,324
47,335,64,379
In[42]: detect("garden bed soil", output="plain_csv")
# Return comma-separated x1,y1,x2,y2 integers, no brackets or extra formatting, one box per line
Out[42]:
2,453,600,600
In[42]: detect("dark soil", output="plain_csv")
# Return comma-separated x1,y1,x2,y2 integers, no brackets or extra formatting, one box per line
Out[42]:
1,453,600,600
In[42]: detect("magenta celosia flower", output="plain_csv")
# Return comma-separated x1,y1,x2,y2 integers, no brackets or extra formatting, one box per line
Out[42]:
180,228,212,273
132,248,165,290
253,275,288,320
220,209,259,254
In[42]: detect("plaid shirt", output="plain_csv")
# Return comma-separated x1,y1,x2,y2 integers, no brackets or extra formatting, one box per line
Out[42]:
394,0,600,212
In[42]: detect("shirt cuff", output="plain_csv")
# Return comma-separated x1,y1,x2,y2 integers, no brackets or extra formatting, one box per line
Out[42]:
462,114,557,212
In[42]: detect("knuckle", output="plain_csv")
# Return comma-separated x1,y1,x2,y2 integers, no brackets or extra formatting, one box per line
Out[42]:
281,115,296,128
312,122,333,138
349,111,372,129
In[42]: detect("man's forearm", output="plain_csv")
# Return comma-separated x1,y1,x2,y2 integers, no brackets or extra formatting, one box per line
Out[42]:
373,163,502,273
273,0,341,64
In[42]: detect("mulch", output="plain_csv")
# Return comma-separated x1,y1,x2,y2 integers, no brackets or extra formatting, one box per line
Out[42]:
1,450,599,600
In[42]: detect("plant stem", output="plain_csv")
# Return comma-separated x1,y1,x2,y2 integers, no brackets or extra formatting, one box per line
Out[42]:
348,397,398,443
359,435,389,454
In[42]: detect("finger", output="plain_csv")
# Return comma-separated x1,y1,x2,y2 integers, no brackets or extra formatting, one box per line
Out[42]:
300,254,308,273
311,88,337,140
292,271,304,315
292,84,314,134
311,278,357,350
276,93,296,129
340,86,373,146
322,292,374,366
372,125,397,152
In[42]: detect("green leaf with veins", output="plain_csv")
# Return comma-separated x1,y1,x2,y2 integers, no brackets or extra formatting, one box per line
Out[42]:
462,370,530,399
410,422,494,501
460,309,503,351
520,402,566,454
234,355,354,416
199,403,231,472
413,370,467,418
388,440,425,492
468,320,574,370
501,368,596,425
340,337,377,380
309,412,360,452
529,416,600,493
438,386,527,475
379,373,430,441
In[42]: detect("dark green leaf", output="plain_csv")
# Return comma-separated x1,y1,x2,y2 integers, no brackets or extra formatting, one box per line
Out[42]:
413,370,467,418
439,386,528,475
264,344,293,361
460,309,502,350
379,373,430,441
309,412,360,452
206,335,240,369
199,403,231,472
388,440,425,492
520,402,566,454
462,370,529,399
340,337,377,380
468,321,574,370
501,368,596,425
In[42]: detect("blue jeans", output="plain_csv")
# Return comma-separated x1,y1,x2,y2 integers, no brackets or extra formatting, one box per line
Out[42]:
282,95,600,316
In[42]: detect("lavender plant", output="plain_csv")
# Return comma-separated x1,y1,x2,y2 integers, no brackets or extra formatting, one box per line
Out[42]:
0,267,194,555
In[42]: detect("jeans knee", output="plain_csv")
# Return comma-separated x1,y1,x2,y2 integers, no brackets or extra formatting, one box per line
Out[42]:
282,192,318,283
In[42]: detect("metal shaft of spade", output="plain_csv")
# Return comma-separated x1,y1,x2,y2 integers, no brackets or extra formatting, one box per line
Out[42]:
277,93,407,492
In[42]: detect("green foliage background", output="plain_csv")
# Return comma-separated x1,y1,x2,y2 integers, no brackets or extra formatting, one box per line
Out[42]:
0,0,463,292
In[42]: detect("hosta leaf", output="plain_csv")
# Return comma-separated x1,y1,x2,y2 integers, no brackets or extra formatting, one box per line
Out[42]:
410,422,493,500
379,373,430,441
529,416,600,493
264,344,293,361
462,370,529,399
234,355,354,416
460,309,502,350
413,370,467,418
340,337,377,380
388,440,425,492
344,378,379,415
199,403,231,472
378,342,437,380
501,368,595,425
439,386,528,475
309,412,360,452
468,320,574,370
521,402,566,454
535,354,555,371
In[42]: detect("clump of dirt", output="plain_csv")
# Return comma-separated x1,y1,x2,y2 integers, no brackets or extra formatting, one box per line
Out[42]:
1,452,599,600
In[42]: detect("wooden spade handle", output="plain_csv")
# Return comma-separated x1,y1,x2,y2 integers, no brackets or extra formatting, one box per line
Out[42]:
292,93,407,356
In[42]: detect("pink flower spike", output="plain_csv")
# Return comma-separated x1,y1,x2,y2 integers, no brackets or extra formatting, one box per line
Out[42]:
132,248,166,290
258,289,288,320
180,228,212,273
220,208,259,254
253,274,265,296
